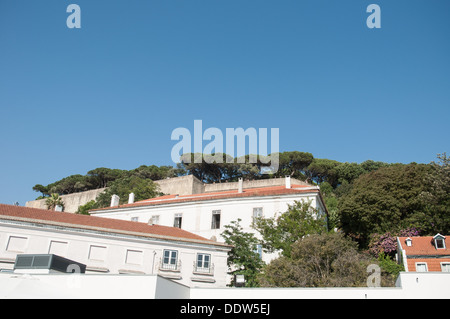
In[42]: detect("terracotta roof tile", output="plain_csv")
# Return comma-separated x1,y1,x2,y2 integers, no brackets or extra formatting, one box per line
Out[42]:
0,204,225,246
398,236,450,256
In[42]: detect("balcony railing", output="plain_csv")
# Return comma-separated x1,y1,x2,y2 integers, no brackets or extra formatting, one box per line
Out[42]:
159,259,182,272
193,262,214,275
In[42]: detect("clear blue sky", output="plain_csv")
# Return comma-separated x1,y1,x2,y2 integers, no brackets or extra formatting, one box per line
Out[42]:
0,0,449,206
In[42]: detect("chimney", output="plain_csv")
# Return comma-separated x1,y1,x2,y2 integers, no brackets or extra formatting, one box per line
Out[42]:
128,193,135,204
238,178,243,193
285,176,291,189
110,194,120,207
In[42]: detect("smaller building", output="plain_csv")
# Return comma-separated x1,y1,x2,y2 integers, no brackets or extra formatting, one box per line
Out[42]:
0,204,231,288
397,234,450,272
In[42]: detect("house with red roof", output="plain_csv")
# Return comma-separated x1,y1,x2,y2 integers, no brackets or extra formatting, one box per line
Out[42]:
397,234,450,272
0,204,231,287
90,176,328,263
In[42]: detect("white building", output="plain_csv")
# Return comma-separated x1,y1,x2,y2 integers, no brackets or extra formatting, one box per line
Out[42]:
0,204,230,288
90,176,328,263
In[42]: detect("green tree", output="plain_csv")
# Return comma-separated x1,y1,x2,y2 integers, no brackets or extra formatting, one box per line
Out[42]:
306,158,341,186
95,176,161,208
420,153,450,234
338,163,433,247
221,219,265,287
75,200,98,215
276,151,314,179
87,167,127,188
260,232,373,287
32,184,50,198
252,200,327,258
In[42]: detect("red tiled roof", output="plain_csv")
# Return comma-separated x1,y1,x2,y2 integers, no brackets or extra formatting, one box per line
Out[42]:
398,236,450,256
91,184,319,212
0,204,226,246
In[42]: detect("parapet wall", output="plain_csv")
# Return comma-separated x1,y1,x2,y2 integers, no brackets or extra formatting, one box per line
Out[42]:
25,188,107,213
25,175,312,213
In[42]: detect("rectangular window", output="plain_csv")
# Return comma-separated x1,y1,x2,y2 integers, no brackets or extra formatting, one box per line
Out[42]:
48,240,68,256
416,262,428,272
436,238,445,249
211,210,221,229
89,245,107,261
6,236,27,253
126,249,143,265
196,253,211,272
173,213,182,228
441,263,450,272
131,217,139,222
162,250,178,270
253,207,263,219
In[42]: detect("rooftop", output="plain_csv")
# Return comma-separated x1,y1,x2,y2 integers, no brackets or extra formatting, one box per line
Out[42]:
90,184,320,212
0,204,225,246
398,235,449,256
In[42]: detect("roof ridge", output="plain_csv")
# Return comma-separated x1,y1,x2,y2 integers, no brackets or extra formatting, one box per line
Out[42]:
0,204,227,246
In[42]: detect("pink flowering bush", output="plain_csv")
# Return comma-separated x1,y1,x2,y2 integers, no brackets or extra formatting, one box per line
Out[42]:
369,228,420,258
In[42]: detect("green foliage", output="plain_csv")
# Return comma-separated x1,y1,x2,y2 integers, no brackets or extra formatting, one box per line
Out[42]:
221,219,265,287
32,165,182,198
252,200,327,258
260,232,373,287
95,176,161,208
420,153,450,234
338,163,434,246
45,193,64,211
75,200,98,215
377,252,404,278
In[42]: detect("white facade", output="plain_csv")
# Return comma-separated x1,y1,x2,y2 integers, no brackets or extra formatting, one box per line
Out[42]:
1,272,450,299
91,185,327,264
0,213,230,288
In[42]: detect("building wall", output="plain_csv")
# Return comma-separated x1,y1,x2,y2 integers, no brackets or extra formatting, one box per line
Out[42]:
1,272,450,299
25,175,312,213
91,192,325,264
0,220,229,288
405,258,450,272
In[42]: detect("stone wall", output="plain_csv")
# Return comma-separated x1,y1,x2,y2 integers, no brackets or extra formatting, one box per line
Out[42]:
25,175,312,213
25,188,107,213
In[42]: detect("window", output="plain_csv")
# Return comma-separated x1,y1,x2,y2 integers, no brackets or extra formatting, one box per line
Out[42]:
253,207,263,219
162,250,178,270
211,210,221,229
405,238,412,247
441,263,450,272
48,240,68,256
416,262,428,272
174,213,182,228
254,244,263,259
435,238,445,249
131,217,139,222
6,236,27,253
196,253,211,272
126,249,143,265
89,245,107,261
433,234,446,249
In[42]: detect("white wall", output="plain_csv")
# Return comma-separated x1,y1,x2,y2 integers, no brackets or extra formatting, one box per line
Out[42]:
92,192,325,264
1,272,449,299
0,220,229,288
0,273,190,299
190,272,450,299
